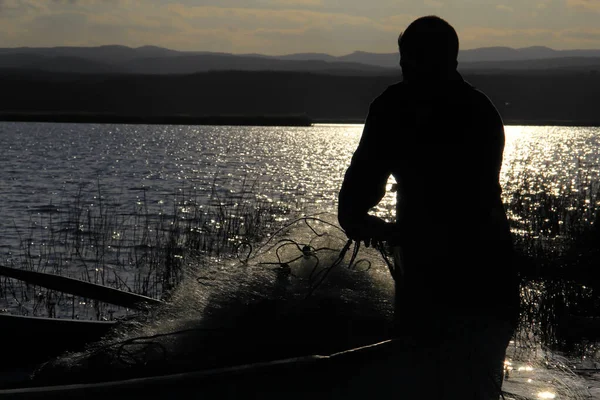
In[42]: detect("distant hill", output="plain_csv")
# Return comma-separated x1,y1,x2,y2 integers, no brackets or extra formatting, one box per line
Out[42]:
1,69,599,126
459,46,600,62
268,53,338,62
1,45,600,75
459,57,600,73
0,46,395,75
331,46,600,67
336,51,399,68
121,54,394,75
0,53,121,74
0,45,140,64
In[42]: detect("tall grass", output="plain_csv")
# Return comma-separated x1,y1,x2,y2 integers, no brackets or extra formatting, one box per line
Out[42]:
0,178,300,320
2,161,599,357
505,166,600,354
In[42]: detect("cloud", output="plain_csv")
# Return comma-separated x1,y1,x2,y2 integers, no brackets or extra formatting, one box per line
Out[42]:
559,28,600,42
48,0,140,5
0,1,599,53
461,27,551,39
496,4,514,12
0,0,49,15
165,5,374,29
566,0,600,12
458,25,600,49
424,0,444,8
262,0,324,6
458,26,554,48
536,0,550,9
0,1,173,47
380,14,417,29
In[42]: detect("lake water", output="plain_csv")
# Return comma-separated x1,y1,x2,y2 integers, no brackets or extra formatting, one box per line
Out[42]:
1,121,599,269
2,122,599,300
2,122,600,273
1,122,599,397
2,122,600,250
0,123,362,253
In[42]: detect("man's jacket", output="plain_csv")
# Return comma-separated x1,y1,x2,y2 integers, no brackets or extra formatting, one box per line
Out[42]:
338,72,519,319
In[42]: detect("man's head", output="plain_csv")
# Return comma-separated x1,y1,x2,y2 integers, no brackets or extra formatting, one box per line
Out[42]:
398,16,459,81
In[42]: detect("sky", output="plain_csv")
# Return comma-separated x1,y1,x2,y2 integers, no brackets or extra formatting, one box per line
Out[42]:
0,0,599,55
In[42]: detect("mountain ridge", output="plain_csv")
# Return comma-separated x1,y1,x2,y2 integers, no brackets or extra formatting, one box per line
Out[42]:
1,45,600,75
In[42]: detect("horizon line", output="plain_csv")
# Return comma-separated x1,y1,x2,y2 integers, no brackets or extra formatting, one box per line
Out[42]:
1,44,600,57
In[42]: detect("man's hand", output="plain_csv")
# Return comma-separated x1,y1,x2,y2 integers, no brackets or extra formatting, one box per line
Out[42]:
344,215,399,248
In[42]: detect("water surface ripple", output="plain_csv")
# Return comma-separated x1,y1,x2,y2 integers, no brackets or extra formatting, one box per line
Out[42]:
1,123,599,254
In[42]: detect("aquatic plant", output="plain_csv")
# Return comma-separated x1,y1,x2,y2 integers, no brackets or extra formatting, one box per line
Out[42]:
2,154,600,360
30,213,395,385
505,167,600,354
0,178,301,320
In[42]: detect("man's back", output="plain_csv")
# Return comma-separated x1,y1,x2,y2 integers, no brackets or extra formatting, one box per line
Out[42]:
337,16,520,399
375,78,507,234
339,75,519,320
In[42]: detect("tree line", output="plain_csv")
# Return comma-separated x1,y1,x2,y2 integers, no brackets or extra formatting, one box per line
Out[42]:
0,69,599,125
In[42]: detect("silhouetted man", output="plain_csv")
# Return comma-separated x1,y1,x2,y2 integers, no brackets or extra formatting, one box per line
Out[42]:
338,16,520,400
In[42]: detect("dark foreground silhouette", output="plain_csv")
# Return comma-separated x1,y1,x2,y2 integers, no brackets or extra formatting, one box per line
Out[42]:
0,212,597,398
339,16,520,399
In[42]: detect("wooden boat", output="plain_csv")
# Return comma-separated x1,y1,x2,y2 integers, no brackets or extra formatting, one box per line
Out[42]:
0,338,564,400
0,265,163,367
0,265,163,310
0,264,595,399
0,341,397,400
0,314,115,364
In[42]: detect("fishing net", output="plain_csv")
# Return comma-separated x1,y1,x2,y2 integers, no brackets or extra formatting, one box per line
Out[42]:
32,213,598,399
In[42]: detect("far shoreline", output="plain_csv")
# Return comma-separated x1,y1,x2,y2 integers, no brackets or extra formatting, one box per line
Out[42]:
1,113,599,127
315,118,600,127
0,113,314,127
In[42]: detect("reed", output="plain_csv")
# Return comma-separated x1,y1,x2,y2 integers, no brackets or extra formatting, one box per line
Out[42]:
504,166,600,354
2,162,599,357
0,178,300,320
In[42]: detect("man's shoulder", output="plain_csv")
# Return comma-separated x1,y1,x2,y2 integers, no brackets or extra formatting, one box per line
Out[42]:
462,80,496,105
369,79,498,113
462,81,504,124
372,80,487,101
370,82,406,109
380,81,406,99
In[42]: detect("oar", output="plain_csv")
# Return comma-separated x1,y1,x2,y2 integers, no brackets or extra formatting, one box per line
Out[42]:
0,265,163,310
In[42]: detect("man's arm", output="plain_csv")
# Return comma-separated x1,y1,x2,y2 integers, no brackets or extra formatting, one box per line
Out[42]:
338,101,395,245
474,90,506,205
